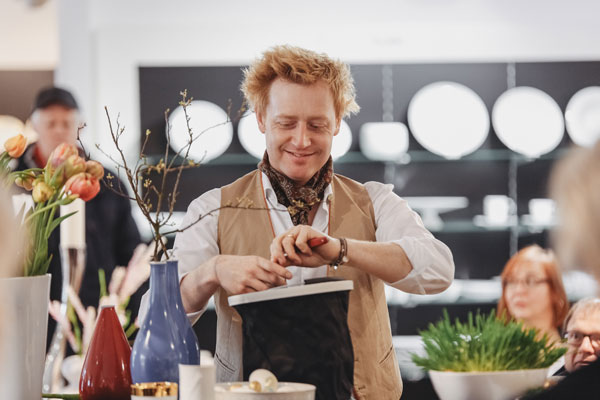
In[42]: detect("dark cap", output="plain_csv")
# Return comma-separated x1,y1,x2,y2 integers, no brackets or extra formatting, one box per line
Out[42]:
32,87,79,111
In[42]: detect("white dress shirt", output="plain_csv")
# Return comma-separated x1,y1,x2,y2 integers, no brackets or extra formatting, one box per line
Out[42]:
140,173,454,322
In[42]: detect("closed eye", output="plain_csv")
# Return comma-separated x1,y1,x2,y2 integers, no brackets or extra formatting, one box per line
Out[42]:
276,121,296,129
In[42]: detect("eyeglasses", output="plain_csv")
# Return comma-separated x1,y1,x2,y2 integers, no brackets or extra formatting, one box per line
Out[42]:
504,277,549,289
564,331,600,348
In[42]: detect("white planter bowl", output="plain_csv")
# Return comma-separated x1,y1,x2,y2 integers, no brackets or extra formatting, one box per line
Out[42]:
429,368,548,400
215,382,315,400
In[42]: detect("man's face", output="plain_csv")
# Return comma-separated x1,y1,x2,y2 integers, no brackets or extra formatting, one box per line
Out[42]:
564,310,600,372
256,78,340,186
31,104,79,160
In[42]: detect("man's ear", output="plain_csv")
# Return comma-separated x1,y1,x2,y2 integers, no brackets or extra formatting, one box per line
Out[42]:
333,118,341,136
255,109,266,134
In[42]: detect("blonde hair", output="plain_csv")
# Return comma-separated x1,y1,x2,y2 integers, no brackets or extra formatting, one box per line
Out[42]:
549,141,600,277
241,45,360,120
497,244,569,329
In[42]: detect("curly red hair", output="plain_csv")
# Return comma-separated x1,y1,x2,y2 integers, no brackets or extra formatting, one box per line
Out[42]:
241,45,360,120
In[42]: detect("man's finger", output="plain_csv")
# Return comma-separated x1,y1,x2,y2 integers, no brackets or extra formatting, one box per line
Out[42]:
282,235,300,263
295,228,312,255
270,242,287,265
245,278,270,292
254,266,285,286
259,258,293,280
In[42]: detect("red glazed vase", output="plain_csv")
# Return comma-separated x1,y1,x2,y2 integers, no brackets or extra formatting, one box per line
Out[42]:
79,305,132,400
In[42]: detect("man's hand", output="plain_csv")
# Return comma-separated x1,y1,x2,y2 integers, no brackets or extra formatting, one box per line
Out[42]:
181,254,292,313
214,255,292,295
270,225,340,267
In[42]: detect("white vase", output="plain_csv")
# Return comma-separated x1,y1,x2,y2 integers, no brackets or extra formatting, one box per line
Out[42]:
0,274,51,399
429,368,549,400
61,354,84,393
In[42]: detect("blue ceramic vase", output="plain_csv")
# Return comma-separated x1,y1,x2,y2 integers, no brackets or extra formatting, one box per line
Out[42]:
166,259,201,365
130,260,200,384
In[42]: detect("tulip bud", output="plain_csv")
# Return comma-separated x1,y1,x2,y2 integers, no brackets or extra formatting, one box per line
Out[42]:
4,134,27,158
64,155,86,179
32,181,55,203
47,143,79,172
84,160,104,180
15,171,36,191
64,172,100,202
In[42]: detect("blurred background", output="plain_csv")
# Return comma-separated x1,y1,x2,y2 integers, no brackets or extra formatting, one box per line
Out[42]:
2,0,600,398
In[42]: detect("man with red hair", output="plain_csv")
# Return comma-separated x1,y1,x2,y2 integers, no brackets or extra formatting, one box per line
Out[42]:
172,46,455,399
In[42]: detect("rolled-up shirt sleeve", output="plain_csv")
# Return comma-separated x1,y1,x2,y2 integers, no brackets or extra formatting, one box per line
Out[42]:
365,182,455,294
138,188,221,325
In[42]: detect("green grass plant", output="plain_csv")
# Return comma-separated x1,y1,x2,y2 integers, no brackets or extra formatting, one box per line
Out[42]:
412,309,566,372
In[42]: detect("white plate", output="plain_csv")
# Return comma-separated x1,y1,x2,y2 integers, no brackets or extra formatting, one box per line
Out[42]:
168,100,233,163
492,87,564,158
408,81,489,159
565,86,600,147
359,122,409,161
238,112,264,159
215,382,316,400
228,280,354,306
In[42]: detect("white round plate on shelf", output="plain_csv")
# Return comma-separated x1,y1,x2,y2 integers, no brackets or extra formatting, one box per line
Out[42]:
492,87,564,158
228,280,354,306
168,100,233,163
331,120,352,160
565,86,600,147
407,81,489,160
359,121,409,162
238,112,264,159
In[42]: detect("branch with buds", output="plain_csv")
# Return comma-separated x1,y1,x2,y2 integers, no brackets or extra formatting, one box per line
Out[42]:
96,90,268,261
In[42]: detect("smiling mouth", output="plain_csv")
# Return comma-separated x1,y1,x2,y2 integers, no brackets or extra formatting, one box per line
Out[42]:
285,150,314,158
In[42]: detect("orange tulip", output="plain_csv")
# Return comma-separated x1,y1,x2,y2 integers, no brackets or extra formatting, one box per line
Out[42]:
85,160,105,180
64,172,100,202
4,134,27,158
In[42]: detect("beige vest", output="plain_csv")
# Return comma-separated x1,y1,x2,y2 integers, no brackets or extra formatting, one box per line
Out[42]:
215,170,402,400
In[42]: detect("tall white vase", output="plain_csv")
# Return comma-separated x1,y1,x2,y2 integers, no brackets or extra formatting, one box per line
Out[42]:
0,274,51,399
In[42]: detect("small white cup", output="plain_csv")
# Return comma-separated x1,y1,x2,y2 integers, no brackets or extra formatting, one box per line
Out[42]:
528,198,555,224
483,195,513,225
179,352,216,400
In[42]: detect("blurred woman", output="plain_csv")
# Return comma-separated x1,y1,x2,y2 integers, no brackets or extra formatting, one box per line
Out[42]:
497,244,569,344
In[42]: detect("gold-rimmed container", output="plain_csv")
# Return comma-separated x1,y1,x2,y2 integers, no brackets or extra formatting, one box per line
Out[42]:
131,382,178,399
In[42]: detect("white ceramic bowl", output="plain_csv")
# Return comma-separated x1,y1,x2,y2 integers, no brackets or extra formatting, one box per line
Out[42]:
429,368,548,400
214,382,316,400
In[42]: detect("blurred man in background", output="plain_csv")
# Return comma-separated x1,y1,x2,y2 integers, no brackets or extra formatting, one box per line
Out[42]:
16,87,142,349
